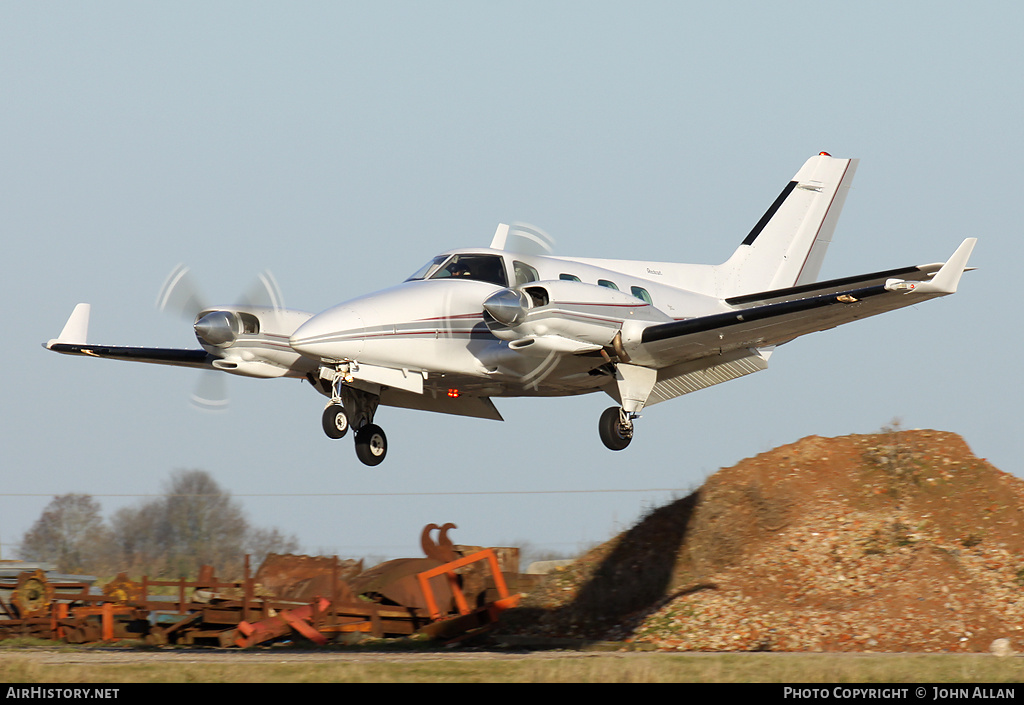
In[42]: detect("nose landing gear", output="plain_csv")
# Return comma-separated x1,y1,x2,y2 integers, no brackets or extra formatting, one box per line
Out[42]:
322,404,349,439
354,424,388,466
321,368,387,466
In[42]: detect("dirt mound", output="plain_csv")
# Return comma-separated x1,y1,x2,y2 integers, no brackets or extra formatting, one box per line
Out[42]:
502,429,1024,652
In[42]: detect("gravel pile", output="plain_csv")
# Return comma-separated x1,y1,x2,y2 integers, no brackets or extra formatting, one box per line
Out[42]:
502,430,1024,653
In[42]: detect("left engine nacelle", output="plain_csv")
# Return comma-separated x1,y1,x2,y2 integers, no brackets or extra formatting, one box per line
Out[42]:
482,280,670,354
194,306,315,377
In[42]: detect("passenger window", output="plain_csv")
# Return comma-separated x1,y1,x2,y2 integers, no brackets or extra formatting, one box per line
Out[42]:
598,279,619,291
631,286,653,305
513,261,540,286
559,273,581,282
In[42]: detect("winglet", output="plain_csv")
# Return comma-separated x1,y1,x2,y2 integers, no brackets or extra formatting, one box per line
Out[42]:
912,238,977,295
46,303,91,349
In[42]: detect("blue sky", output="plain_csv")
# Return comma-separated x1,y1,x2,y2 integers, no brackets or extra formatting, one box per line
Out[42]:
2,2,1020,566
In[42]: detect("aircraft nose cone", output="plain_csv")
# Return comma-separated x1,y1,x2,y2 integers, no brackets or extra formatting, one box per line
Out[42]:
290,307,365,360
482,288,530,326
194,310,240,347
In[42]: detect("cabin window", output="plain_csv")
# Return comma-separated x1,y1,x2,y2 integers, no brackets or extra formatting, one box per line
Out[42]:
598,279,619,291
630,286,653,305
559,273,581,282
513,261,540,286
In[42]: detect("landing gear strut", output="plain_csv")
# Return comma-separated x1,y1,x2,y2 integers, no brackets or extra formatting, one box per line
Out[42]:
599,406,634,451
321,367,387,466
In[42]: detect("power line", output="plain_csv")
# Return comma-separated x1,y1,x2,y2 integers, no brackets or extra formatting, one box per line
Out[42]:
0,488,690,498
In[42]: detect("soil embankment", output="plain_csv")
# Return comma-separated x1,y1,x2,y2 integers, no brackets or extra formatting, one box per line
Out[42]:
502,430,1024,652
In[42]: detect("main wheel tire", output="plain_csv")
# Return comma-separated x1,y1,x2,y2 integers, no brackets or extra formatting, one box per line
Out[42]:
354,424,388,466
322,405,349,439
598,406,633,451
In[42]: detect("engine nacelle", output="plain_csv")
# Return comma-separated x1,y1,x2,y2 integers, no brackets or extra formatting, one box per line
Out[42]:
212,357,293,378
482,280,671,353
195,306,315,374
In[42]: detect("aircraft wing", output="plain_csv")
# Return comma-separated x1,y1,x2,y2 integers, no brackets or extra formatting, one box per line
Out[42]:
46,342,217,369
44,303,218,370
635,238,977,368
723,263,943,308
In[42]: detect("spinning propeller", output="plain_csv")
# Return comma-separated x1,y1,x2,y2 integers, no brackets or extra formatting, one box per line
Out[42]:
156,264,285,412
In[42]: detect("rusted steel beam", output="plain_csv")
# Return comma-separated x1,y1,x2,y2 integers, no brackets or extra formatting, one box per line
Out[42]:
416,548,509,622
234,597,331,648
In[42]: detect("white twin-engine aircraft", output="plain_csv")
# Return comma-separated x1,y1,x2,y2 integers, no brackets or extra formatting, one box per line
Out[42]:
46,153,976,466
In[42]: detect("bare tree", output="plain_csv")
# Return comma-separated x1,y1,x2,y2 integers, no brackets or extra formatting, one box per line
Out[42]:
20,470,302,579
157,469,250,577
109,502,168,576
18,494,114,574
110,469,298,578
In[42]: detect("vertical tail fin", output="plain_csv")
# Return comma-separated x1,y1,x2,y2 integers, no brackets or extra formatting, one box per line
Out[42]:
715,153,858,297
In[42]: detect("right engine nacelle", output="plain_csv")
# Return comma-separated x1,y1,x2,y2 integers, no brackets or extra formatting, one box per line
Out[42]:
482,280,671,354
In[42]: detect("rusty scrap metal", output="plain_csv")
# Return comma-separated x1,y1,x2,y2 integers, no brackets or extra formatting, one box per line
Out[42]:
421,522,459,563
0,523,532,647
349,557,454,612
345,523,463,611
416,548,514,621
253,553,362,603
102,573,144,606
233,597,331,648
10,570,54,618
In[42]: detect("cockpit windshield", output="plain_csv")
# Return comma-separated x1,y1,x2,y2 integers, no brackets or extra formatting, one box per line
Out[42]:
405,253,509,287
405,255,449,282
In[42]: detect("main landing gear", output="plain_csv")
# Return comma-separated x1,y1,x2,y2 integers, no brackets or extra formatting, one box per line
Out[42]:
598,362,654,451
322,381,388,466
599,406,634,451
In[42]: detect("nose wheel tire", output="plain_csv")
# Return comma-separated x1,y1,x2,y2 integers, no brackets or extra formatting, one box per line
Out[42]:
599,406,633,451
355,424,388,466
322,405,349,439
